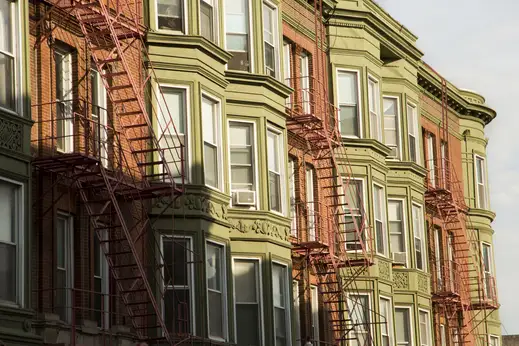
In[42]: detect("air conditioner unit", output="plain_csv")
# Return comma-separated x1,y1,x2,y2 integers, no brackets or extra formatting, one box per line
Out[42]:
392,252,407,265
234,190,256,206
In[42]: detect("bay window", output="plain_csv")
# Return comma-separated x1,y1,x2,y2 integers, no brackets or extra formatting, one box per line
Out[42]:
0,0,16,112
395,307,412,346
225,0,251,71
373,184,387,256
383,97,400,159
407,103,419,163
368,77,381,141
56,214,73,322
388,199,407,266
419,310,431,346
156,0,185,33
272,263,290,346
234,258,263,345
229,121,256,206
267,128,285,214
263,2,279,78
202,95,221,189
55,48,73,153
412,203,426,271
201,0,217,42
337,70,360,138
206,242,227,340
475,155,488,209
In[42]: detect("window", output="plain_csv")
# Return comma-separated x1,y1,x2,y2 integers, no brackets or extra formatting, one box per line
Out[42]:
373,184,387,256
206,242,227,340
268,128,285,214
482,243,494,299
311,285,319,343
475,155,488,209
383,97,400,159
447,232,455,292
440,324,446,346
306,165,316,241
380,297,393,346
419,310,431,346
55,48,73,153
425,133,436,187
288,158,297,236
234,258,262,345
344,179,365,251
263,2,278,78
395,307,412,346
56,214,73,322
230,122,256,205
389,199,407,266
347,294,371,346
407,103,419,163
273,263,290,346
225,0,251,71
157,86,188,182
162,236,193,333
434,227,443,290
90,68,108,167
0,180,21,305
337,71,360,138
156,0,185,33
283,41,292,105
202,95,221,189
300,52,311,114
0,0,17,112
412,204,426,271
368,77,381,141
201,0,217,42
440,141,447,188
93,230,109,328
489,335,500,346
293,281,301,342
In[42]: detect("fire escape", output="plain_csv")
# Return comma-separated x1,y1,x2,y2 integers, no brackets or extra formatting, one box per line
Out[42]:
284,0,375,344
30,0,194,344
423,72,499,345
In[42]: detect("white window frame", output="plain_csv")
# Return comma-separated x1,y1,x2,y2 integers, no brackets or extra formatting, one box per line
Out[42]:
407,102,420,164
434,227,442,290
388,198,408,267
267,126,286,215
200,0,219,43
418,309,432,346
90,68,108,168
346,293,372,346
288,158,297,236
300,52,311,114
426,133,436,187
156,83,192,183
440,141,447,188
232,256,264,346
283,41,292,105
205,240,228,341
54,48,73,153
343,177,367,252
56,212,74,323
489,334,500,346
368,75,382,141
306,165,316,241
272,261,291,346
412,203,426,271
228,120,259,208
262,1,280,79
440,324,446,346
379,296,394,346
93,227,109,329
336,69,362,138
223,0,254,72
155,0,188,34
447,232,455,291
202,92,223,190
0,177,24,307
310,285,319,343
474,154,488,209
0,0,22,116
373,183,388,256
293,280,301,343
383,96,401,159
482,241,495,299
395,305,414,346
161,235,195,333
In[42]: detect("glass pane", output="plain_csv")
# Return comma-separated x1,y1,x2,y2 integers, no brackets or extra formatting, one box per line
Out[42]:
269,172,281,212
0,53,14,111
204,144,218,187
200,2,214,41
94,234,101,275
376,221,384,253
230,124,251,145
157,0,183,31
226,34,249,52
164,288,191,333
56,269,67,320
209,290,223,338
231,166,253,186
202,98,216,144
265,43,275,76
159,88,185,133
0,181,15,243
173,240,189,286
272,264,285,307
236,304,259,345
390,223,404,252
206,243,221,291
225,0,248,34
395,309,410,343
274,307,286,346
383,98,396,115
0,243,15,302
263,4,273,44
56,218,66,267
476,158,484,183
338,72,357,104
478,184,486,208
234,260,257,303
0,1,13,53
339,105,358,137
409,136,417,162
267,131,279,172
231,147,251,165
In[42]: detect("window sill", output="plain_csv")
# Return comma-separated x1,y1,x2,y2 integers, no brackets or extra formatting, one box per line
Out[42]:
154,28,186,35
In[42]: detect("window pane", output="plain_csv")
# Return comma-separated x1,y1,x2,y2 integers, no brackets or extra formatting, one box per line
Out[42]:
226,34,249,51
200,1,214,41
157,0,183,31
269,172,281,212
0,1,13,52
164,288,190,333
225,0,248,33
263,4,274,44
204,144,218,187
202,98,216,144
0,243,15,301
208,290,223,338
56,218,66,267
230,147,252,165
234,260,257,303
338,72,357,104
206,243,221,291
159,88,185,133
267,131,279,172
339,105,358,137
275,307,286,346
236,305,259,345
395,309,410,344
0,181,15,243
0,53,14,111
231,166,253,186
230,124,251,145
272,264,285,307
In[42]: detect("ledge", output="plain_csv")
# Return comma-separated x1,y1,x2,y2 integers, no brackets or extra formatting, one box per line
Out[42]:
341,137,393,158
227,209,291,243
467,207,496,223
225,71,293,100
386,160,427,178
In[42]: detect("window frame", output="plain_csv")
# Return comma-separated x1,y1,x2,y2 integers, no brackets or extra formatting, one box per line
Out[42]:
418,309,432,346
288,157,297,236
223,0,254,72
90,68,108,168
310,285,319,343
474,154,488,209
232,256,264,346
300,51,311,114
262,0,280,79
293,280,301,342
481,241,495,299
439,324,446,346
272,261,292,346
388,198,408,267
56,212,74,323
205,240,228,341
346,292,372,346
489,334,500,346
93,227,110,329
154,0,188,34
306,165,316,240
373,183,388,257
368,75,382,141
379,296,394,346
160,235,196,333
434,226,443,290
283,40,292,105
0,177,24,307
155,83,192,183
383,95,401,159
407,102,420,164
54,47,74,153
343,177,367,252
426,132,436,187
395,305,414,346
200,0,219,43
412,202,426,271
267,126,286,215
336,68,362,139
201,92,223,190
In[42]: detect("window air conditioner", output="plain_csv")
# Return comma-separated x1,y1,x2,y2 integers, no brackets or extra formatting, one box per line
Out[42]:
234,190,256,206
392,252,407,265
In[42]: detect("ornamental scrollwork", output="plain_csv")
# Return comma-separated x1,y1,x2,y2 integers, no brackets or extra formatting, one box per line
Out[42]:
228,218,290,242
0,118,22,152
393,271,409,289
417,273,429,293
378,260,391,281
154,194,228,221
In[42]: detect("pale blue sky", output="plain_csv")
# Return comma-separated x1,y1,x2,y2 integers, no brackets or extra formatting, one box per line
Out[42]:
376,0,518,334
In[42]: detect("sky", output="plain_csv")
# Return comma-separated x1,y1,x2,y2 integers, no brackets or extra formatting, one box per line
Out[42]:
375,0,519,335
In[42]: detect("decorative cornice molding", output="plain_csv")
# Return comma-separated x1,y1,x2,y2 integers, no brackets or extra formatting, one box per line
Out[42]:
378,259,391,282
0,117,23,152
417,273,429,294
153,193,229,224
393,271,409,289
228,218,290,242
225,71,293,99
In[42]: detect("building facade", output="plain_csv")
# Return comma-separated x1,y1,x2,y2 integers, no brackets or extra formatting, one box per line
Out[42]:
0,0,501,345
